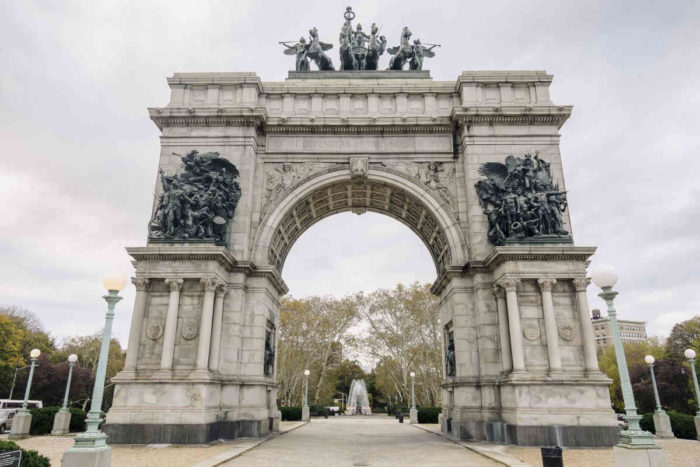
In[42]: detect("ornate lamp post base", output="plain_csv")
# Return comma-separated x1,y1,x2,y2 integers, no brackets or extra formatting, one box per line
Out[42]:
8,411,32,440
652,411,674,439
62,444,112,467
51,410,73,436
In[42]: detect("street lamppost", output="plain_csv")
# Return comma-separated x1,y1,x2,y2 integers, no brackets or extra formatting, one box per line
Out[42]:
63,272,126,467
592,266,665,466
302,369,310,422
8,365,29,400
52,354,79,435
644,355,674,438
9,349,40,439
409,371,417,424
684,348,700,441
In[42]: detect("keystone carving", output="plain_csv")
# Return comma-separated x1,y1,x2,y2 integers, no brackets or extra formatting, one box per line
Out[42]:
349,157,369,182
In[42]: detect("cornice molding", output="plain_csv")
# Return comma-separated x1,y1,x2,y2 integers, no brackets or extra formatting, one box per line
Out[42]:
126,245,289,295
452,105,572,128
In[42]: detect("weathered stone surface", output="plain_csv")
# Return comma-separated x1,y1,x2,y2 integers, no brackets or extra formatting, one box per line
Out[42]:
109,69,613,447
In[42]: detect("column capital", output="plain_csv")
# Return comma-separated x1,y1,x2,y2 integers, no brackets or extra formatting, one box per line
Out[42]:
131,277,150,292
201,277,222,292
496,277,520,292
537,278,557,292
215,282,227,296
492,284,506,299
573,276,590,292
164,278,184,292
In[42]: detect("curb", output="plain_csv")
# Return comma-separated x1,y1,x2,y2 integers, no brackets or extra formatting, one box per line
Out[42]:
410,423,531,467
193,421,309,467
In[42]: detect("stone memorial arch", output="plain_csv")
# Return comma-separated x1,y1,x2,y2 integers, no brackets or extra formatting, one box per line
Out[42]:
106,13,617,447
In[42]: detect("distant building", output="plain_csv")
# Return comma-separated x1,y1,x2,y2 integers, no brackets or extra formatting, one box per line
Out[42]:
591,308,647,349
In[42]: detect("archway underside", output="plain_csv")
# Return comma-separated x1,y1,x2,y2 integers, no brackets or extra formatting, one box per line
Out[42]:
268,180,452,273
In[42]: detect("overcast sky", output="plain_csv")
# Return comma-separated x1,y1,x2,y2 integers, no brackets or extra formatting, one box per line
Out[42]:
1,0,699,350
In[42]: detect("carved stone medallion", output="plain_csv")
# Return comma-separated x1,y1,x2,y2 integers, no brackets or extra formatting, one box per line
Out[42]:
146,322,164,340
181,321,199,340
558,322,576,341
522,323,540,341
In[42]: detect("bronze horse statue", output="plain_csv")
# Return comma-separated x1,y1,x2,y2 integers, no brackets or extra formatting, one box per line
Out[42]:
388,27,414,70
365,23,387,70
306,27,334,71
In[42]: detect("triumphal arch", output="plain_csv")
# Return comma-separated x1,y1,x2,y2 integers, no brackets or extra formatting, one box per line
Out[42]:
106,8,618,446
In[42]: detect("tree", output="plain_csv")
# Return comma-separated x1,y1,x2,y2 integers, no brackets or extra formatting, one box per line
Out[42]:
361,283,442,407
667,317,700,360
276,295,360,406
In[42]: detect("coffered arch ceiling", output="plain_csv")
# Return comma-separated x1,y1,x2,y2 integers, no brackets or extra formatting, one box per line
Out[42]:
259,169,464,275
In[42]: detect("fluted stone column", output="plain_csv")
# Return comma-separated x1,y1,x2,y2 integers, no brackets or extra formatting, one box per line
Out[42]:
208,284,226,372
195,278,219,371
124,278,149,371
538,279,562,373
573,277,600,373
493,285,512,374
160,278,183,370
498,278,525,372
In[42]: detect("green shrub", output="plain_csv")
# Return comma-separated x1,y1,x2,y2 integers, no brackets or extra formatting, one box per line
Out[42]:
0,439,50,467
69,408,87,432
640,413,654,433
668,410,697,440
280,406,302,421
28,406,88,435
640,411,697,440
417,406,442,424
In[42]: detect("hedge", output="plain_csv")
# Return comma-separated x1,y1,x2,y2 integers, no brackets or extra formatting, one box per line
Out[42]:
417,406,442,424
0,440,50,467
280,406,302,421
640,411,697,440
29,406,87,435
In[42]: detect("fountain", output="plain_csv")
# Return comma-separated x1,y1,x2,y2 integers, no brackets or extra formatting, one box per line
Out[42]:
346,379,371,415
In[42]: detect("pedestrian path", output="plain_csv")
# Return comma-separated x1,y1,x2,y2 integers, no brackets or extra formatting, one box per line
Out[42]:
223,415,499,466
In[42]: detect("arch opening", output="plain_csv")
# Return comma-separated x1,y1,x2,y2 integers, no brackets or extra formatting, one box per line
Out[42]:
265,177,456,274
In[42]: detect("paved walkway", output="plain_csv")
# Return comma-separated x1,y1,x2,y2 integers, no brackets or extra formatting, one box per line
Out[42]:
223,416,498,466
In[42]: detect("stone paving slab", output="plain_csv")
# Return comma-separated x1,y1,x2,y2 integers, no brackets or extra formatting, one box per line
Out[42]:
222,415,499,466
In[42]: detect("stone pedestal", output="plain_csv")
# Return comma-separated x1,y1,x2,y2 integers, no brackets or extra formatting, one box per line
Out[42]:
613,445,667,467
695,415,700,441
302,406,310,422
51,410,72,435
410,408,418,424
62,446,112,467
8,411,32,439
652,412,674,438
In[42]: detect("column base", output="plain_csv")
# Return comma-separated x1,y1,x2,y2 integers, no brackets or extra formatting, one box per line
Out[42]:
302,406,310,422
8,411,32,440
652,412,674,438
613,444,667,467
409,408,418,424
62,445,112,467
51,410,72,435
